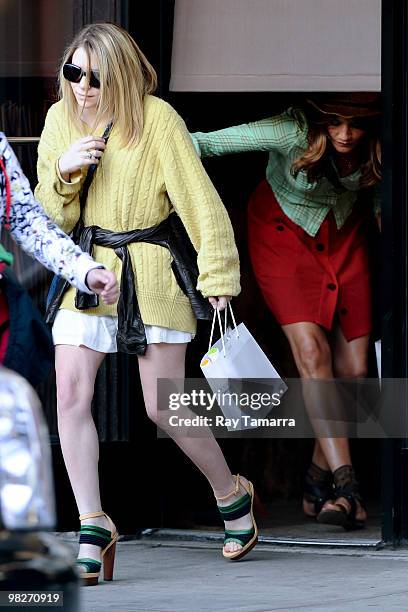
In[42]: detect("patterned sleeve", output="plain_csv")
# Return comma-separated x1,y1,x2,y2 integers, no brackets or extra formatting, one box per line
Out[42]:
0,133,100,293
190,109,307,159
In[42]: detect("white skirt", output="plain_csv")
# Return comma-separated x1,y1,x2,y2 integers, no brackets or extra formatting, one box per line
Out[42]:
52,309,194,353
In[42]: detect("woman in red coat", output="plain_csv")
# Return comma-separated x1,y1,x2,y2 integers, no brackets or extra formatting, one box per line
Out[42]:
192,93,381,529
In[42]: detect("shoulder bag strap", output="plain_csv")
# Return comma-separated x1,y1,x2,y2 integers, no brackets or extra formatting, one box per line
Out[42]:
78,120,114,219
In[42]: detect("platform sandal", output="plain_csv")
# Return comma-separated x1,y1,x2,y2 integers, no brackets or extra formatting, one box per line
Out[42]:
217,474,258,561
317,465,366,531
303,462,334,518
77,511,118,586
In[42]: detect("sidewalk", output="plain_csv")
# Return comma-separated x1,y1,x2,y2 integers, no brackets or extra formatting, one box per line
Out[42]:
59,533,408,612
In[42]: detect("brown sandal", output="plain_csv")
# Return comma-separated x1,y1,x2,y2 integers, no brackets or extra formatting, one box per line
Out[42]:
317,466,366,531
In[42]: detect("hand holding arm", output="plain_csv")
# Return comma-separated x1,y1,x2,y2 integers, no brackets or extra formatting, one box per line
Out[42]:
85,268,119,305
0,133,115,295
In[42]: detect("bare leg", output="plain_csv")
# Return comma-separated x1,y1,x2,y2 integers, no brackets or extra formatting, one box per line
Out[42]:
138,342,254,554
282,322,353,471
331,325,369,380
312,440,330,470
319,324,369,521
282,322,368,522
55,344,108,562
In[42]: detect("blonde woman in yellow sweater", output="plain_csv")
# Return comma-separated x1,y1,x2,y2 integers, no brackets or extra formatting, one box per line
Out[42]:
35,23,258,584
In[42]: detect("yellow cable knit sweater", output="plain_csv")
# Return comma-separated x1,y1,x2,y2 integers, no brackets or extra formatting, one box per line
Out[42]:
35,96,240,333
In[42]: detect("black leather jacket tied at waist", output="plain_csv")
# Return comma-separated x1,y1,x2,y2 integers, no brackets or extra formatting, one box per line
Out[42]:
45,212,213,356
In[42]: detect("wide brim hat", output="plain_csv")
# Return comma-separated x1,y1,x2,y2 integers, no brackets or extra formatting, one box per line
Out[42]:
306,92,381,118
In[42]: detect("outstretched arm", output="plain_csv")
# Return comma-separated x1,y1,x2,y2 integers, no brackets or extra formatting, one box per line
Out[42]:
162,115,240,300
0,133,118,304
190,109,306,159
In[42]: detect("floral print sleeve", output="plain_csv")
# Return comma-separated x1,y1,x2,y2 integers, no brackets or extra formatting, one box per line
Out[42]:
0,133,100,293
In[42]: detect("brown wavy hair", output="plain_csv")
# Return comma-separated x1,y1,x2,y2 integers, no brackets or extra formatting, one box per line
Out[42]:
291,107,381,188
59,23,157,147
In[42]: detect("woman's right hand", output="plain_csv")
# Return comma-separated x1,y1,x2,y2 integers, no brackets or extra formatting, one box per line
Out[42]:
208,296,231,311
58,135,106,180
85,268,119,305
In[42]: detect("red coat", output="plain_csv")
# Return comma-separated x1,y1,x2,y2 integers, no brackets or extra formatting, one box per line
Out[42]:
247,180,371,341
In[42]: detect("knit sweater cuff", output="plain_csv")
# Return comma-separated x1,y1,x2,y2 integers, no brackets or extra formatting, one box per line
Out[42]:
189,134,202,158
197,276,241,299
74,254,105,294
55,160,82,195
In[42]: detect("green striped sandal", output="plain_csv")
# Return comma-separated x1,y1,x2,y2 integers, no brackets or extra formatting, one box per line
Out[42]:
217,474,258,561
77,511,118,586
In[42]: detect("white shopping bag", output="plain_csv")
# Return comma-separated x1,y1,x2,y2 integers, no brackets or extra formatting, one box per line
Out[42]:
375,339,381,379
200,305,288,430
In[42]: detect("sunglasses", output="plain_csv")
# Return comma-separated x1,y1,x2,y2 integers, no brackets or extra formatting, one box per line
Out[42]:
63,63,100,89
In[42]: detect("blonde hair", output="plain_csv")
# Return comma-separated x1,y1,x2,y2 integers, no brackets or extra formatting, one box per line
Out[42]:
59,23,157,147
291,109,381,188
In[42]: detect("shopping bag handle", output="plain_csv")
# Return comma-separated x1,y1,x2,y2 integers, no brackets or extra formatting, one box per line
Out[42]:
208,302,239,356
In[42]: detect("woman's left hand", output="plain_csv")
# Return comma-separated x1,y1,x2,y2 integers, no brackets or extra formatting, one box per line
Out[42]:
208,296,231,311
